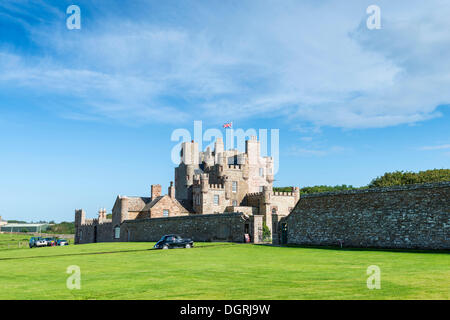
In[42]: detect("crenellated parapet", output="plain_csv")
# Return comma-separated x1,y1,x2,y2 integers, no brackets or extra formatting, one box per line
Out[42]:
227,164,243,170
246,192,263,198
273,192,295,196
209,184,225,190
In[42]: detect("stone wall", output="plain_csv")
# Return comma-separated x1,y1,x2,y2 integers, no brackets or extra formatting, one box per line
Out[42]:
284,182,450,250
120,212,255,243
76,222,112,244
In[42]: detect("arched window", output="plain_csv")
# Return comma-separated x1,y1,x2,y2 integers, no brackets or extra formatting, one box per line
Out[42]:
114,226,120,239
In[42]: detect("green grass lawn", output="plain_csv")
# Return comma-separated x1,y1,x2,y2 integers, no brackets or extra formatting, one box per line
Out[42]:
0,240,448,300
0,233,31,251
0,233,73,251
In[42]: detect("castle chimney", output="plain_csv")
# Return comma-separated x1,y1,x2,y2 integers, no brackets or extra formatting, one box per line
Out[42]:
151,184,162,200
168,181,175,199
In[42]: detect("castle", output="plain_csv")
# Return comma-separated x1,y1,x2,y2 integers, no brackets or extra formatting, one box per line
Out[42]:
74,136,449,249
75,136,299,244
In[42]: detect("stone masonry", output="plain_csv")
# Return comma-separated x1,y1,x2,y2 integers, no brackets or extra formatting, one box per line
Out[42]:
75,136,299,244
280,182,450,250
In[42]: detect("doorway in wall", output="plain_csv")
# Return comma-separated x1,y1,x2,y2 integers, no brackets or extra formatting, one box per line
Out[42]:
281,223,288,244
93,226,97,243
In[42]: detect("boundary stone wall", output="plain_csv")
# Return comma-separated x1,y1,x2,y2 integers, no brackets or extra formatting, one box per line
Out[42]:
121,213,253,243
284,182,450,250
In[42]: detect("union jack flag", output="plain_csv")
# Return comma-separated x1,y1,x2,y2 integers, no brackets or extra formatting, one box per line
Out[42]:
223,121,233,129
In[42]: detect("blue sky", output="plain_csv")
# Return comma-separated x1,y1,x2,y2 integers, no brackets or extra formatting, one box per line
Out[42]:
0,0,449,222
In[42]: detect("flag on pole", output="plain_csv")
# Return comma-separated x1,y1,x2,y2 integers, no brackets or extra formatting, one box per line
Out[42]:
223,121,233,129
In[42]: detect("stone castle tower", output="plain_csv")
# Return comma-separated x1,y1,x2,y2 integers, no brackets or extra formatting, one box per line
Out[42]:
174,136,299,232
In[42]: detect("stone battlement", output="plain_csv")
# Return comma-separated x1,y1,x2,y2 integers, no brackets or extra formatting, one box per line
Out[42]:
209,184,225,190
246,192,263,198
227,164,243,170
82,218,112,226
273,191,296,196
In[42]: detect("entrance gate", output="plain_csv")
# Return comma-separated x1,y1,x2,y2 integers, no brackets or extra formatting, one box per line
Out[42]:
281,223,288,244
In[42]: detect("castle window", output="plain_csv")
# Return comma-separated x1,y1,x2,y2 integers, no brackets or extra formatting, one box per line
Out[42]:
114,226,120,239
232,181,237,193
214,195,219,205
232,200,237,206
259,186,264,192
163,209,169,217
259,168,264,177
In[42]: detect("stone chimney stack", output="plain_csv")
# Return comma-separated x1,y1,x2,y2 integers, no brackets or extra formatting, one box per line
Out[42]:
168,181,175,199
151,184,162,200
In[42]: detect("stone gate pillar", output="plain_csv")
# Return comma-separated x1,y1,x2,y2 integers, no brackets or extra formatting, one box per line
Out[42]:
252,215,263,243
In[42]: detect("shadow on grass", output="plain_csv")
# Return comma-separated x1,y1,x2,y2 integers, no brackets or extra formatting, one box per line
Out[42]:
0,242,239,261
256,243,450,254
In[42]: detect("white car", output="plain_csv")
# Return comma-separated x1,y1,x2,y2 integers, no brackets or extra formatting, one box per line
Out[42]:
35,239,48,247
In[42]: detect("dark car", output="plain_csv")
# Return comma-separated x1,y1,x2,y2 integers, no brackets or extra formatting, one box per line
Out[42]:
154,234,194,249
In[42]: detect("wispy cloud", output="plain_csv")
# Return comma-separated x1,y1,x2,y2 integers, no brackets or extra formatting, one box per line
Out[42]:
419,144,450,151
0,0,449,128
288,145,348,157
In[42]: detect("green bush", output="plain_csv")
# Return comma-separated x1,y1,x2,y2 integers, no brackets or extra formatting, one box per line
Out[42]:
274,169,449,195
369,169,450,188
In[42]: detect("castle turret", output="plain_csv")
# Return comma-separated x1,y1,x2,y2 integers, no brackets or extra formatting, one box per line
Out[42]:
204,147,214,167
75,209,86,227
214,137,224,163
245,136,260,165
181,140,199,165
186,164,195,186
200,173,209,193
263,186,272,204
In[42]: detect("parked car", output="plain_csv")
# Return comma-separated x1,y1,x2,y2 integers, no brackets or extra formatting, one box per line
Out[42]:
44,237,57,247
29,237,43,248
154,234,194,249
35,238,48,247
57,239,69,246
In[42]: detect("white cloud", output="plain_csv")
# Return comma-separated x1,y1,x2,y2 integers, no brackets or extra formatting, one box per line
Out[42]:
1,0,449,128
288,145,347,157
419,144,450,151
